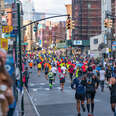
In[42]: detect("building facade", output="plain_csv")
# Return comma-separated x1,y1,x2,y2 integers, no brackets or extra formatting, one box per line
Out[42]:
102,0,111,32
111,0,116,36
72,0,101,48
0,0,4,37
37,21,66,48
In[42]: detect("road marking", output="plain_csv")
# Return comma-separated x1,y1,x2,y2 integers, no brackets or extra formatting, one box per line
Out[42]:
95,99,101,102
33,88,38,92
40,83,46,85
44,88,50,91
30,83,34,86
56,87,61,90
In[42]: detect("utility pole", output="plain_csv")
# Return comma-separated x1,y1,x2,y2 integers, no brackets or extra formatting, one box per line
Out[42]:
17,1,22,86
17,1,24,115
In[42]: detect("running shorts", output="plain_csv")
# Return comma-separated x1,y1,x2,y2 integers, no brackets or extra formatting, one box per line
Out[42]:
110,96,116,104
45,72,48,75
86,92,96,100
75,93,85,101
60,78,65,83
53,73,56,77
38,68,41,71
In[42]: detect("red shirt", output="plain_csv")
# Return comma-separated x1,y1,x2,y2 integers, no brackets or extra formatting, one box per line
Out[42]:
58,67,61,73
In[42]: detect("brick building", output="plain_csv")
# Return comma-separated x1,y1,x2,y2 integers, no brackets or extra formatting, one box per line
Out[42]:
38,21,66,48
72,0,101,48
111,0,116,35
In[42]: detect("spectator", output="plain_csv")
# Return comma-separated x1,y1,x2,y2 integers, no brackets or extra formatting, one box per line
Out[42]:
0,48,14,116
0,56,14,116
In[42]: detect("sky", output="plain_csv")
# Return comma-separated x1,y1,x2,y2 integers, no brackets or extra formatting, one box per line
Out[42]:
33,0,71,21
33,0,71,14
21,0,71,21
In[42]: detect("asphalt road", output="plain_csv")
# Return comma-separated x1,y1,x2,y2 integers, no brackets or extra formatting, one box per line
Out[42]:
28,67,113,116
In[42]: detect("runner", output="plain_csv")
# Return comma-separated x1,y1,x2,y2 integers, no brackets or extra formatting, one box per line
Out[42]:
109,77,116,116
48,71,54,89
37,62,42,76
59,70,65,91
44,63,49,80
99,67,106,92
68,65,75,83
51,64,57,83
28,60,33,75
85,66,99,116
61,64,67,75
71,71,86,116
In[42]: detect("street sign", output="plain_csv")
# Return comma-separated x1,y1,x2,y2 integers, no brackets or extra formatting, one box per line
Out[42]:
5,55,15,76
73,40,82,45
21,42,28,45
0,38,8,51
2,26,13,33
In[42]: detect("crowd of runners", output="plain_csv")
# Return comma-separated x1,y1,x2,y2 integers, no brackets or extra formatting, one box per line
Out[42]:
22,51,116,116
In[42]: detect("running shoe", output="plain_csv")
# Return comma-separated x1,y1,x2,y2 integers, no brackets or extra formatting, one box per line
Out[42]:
78,113,81,116
114,112,116,116
91,113,94,116
82,107,86,112
88,113,92,116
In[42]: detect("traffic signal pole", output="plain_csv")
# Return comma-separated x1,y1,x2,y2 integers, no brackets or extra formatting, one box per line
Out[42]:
21,14,69,29
17,2,24,116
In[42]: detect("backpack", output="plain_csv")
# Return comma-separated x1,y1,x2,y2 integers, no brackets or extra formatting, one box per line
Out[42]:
76,79,86,95
86,73,95,92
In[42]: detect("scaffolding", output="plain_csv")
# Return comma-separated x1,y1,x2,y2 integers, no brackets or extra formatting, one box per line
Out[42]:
0,0,4,37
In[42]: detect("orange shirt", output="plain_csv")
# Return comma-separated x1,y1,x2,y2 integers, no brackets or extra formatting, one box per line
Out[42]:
29,62,33,67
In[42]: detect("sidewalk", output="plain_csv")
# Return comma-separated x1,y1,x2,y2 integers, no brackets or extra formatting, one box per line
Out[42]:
13,88,40,116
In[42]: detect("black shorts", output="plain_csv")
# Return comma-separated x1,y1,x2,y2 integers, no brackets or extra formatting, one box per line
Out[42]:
49,79,53,84
69,73,73,80
86,92,96,100
45,72,48,75
60,78,65,83
100,81,104,87
110,96,116,104
75,93,85,101
53,73,56,77
38,68,41,71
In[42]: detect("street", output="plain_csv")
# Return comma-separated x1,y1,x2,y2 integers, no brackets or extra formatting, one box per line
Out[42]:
28,68,113,116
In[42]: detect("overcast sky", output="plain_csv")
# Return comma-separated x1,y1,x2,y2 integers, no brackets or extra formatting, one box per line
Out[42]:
33,0,71,15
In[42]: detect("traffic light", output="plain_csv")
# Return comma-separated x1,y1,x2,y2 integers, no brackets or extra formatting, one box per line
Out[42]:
104,18,109,28
104,18,113,28
71,20,75,29
108,19,113,28
33,25,37,32
66,17,71,30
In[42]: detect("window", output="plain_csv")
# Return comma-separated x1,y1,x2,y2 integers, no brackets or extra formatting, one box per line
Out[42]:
12,14,15,18
88,3,91,9
94,39,98,44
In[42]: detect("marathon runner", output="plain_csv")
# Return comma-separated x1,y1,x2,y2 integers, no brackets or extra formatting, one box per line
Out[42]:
48,71,54,89
37,62,42,76
59,70,65,91
109,77,116,116
85,66,99,116
71,71,86,116
99,67,106,92
51,64,57,83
